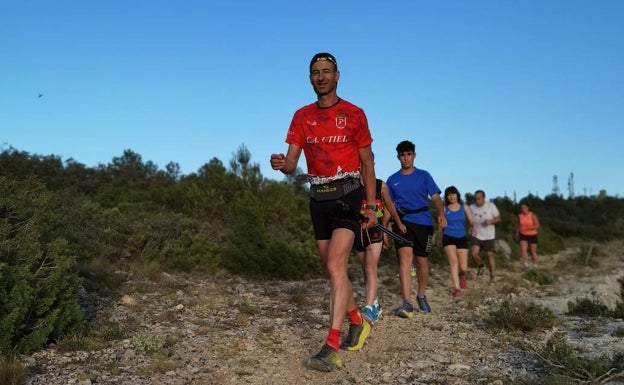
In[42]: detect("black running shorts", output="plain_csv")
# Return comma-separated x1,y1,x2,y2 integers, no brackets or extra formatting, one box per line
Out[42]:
392,220,434,257
442,234,469,249
309,187,362,240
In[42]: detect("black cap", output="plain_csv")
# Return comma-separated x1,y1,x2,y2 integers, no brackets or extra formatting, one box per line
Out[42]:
309,52,338,72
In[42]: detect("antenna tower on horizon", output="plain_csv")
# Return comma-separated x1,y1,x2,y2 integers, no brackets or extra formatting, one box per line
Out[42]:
552,175,560,196
567,172,575,198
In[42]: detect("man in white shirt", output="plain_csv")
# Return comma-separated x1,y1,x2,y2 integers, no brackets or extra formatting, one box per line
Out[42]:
469,190,501,282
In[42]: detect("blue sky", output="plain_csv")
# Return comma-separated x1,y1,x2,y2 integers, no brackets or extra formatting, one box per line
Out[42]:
2,1,623,199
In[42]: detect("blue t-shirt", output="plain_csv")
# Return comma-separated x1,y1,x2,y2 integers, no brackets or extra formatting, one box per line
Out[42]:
444,204,467,238
386,168,441,226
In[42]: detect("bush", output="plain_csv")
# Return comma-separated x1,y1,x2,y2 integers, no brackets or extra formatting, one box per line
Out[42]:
125,211,221,273
57,318,131,352
488,299,558,332
567,298,612,318
0,177,84,354
566,276,624,319
132,333,177,358
220,203,319,280
524,269,556,286
573,243,603,268
535,227,565,255
536,332,624,384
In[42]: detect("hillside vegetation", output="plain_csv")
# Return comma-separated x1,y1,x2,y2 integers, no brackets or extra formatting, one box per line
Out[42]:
1,144,623,361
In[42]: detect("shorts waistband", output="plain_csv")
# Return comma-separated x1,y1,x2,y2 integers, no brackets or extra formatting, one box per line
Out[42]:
309,178,361,201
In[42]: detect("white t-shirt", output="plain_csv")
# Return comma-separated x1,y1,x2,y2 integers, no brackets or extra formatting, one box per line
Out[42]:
470,201,500,240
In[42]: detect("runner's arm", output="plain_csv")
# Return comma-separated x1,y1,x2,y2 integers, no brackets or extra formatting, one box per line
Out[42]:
432,193,447,229
270,144,302,174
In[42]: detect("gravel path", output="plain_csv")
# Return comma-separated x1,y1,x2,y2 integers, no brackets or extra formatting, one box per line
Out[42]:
23,247,624,385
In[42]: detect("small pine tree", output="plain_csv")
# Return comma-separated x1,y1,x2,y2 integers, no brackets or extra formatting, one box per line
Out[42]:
0,177,84,354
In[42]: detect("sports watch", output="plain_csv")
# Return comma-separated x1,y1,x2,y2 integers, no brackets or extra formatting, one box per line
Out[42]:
365,204,379,212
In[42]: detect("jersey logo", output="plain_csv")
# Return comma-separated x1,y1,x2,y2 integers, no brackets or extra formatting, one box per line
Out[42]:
335,114,346,129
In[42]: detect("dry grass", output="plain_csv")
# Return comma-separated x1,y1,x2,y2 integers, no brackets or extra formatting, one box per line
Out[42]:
138,359,178,375
0,356,25,385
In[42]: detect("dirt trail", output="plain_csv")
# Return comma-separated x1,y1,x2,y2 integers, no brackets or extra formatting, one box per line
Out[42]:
24,245,624,385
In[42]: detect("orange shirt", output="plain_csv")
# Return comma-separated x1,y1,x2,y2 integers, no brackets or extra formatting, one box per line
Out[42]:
519,212,538,235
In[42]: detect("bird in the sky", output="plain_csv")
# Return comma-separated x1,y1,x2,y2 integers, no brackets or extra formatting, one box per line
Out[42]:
38,93,44,98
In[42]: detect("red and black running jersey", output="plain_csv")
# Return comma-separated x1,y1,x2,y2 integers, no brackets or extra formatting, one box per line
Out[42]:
286,99,373,185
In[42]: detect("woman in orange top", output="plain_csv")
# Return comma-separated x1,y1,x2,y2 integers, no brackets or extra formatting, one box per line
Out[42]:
516,202,540,269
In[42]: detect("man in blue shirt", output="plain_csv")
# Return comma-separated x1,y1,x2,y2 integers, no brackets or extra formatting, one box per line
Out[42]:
386,140,447,316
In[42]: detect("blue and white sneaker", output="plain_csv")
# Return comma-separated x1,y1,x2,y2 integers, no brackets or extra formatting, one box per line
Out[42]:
373,299,383,321
361,305,377,324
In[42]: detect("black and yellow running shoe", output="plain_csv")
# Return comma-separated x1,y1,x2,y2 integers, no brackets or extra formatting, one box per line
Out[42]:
340,320,371,351
306,344,343,372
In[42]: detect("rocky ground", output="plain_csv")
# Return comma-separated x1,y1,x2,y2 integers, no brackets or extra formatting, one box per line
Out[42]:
22,242,624,385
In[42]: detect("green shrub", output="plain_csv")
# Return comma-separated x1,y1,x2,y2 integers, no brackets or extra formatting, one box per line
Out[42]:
488,299,558,332
567,276,624,319
57,318,132,352
132,334,165,355
535,227,565,255
0,177,84,354
56,331,106,352
220,204,318,280
132,333,177,358
123,210,222,273
76,256,125,293
567,298,611,318
236,300,260,315
571,243,603,268
537,332,624,384
523,269,556,286
614,302,624,319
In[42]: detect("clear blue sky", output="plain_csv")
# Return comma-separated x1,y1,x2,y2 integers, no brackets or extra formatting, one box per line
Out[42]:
2,1,623,199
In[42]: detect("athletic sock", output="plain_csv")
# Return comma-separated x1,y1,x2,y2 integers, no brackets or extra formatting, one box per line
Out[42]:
325,328,341,350
346,307,362,325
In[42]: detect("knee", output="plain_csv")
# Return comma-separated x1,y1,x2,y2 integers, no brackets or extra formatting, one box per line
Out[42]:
325,262,346,279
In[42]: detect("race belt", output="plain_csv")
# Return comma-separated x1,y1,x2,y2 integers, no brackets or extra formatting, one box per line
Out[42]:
309,178,361,201
397,206,429,217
